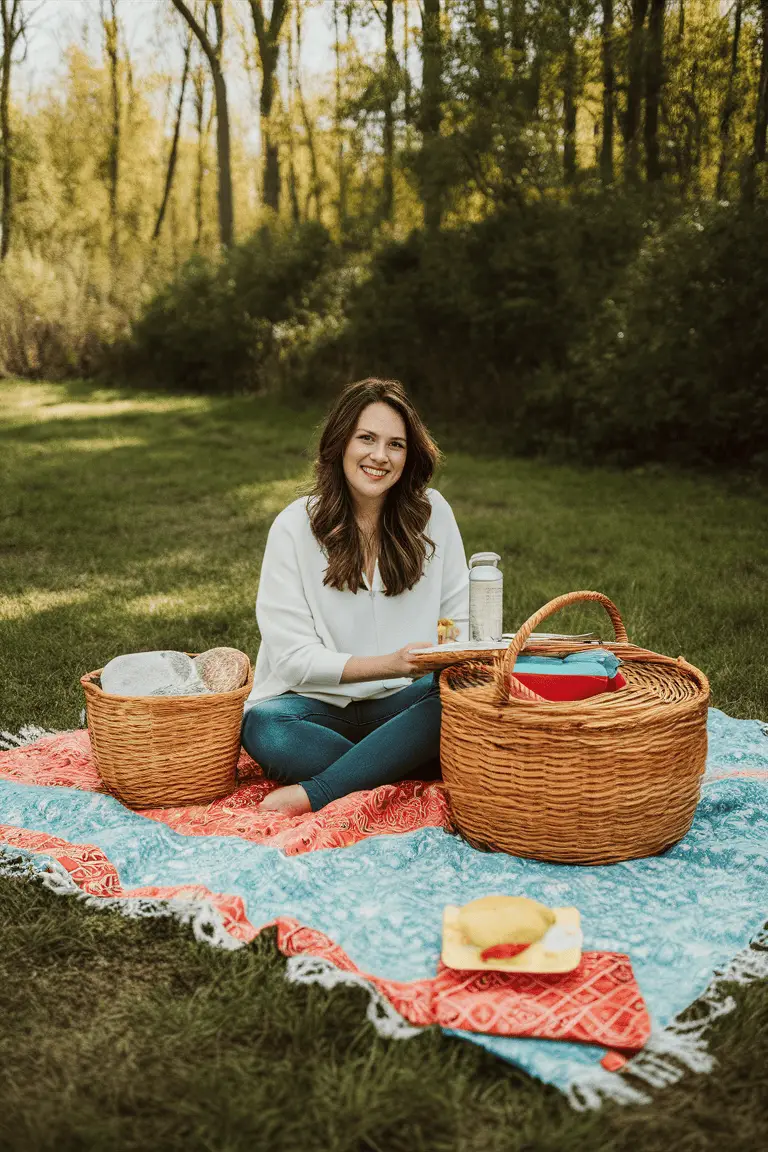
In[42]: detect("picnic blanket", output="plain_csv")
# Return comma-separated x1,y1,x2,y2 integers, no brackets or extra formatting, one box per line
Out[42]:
1,707,767,1108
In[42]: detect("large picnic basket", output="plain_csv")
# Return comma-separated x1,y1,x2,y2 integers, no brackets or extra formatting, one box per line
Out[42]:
81,657,253,808
439,591,709,865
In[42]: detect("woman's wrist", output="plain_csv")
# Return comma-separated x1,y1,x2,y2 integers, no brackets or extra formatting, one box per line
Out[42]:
340,653,400,684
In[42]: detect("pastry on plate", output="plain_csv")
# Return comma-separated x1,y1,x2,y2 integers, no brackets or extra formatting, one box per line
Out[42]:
437,617,461,644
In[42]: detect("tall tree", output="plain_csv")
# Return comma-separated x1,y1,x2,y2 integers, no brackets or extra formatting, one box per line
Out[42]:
600,0,615,185
381,0,396,222
715,0,743,198
747,0,768,199
153,33,192,241
249,0,289,214
0,0,32,260
420,0,443,231
100,0,120,263
624,0,649,181
562,6,578,182
295,0,322,219
191,52,214,247
644,0,666,181
285,19,301,225
333,0,348,233
171,0,234,247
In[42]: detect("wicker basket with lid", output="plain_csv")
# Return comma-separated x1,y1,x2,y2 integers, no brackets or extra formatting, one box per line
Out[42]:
439,591,709,865
81,656,253,808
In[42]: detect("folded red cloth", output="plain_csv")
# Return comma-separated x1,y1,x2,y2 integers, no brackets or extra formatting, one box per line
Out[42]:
514,670,627,701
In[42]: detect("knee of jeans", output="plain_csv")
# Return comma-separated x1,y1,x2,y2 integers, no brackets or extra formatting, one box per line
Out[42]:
241,705,301,779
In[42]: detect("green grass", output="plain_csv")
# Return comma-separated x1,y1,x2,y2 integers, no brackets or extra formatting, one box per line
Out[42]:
1,379,767,1150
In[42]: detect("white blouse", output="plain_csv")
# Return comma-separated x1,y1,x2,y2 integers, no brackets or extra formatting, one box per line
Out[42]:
245,488,469,710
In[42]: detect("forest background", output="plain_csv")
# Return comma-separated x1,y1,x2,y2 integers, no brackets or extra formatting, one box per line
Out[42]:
2,0,767,468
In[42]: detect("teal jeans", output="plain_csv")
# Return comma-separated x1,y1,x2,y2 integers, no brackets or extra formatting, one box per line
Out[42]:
240,673,441,811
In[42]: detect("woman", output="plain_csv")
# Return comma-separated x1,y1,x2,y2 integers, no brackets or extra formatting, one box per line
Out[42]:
241,377,469,816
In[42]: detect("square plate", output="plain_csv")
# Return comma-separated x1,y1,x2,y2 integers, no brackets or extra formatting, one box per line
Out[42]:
441,905,583,974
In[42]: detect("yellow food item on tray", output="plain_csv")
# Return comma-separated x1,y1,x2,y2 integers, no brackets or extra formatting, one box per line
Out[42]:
437,617,460,644
457,894,555,950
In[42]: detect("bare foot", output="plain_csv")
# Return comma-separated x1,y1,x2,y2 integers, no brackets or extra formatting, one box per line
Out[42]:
258,784,312,817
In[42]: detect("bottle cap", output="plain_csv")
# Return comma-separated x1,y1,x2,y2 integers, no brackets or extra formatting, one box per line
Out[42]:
469,552,501,568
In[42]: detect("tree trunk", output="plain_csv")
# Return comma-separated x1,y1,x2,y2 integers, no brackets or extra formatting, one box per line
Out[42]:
249,1,289,215
101,0,121,264
381,0,396,222
600,0,614,185
211,59,234,244
286,22,301,226
171,0,233,247
715,0,742,198
624,0,649,182
192,61,213,247
333,0,347,232
644,0,666,181
403,0,413,146
295,3,322,219
420,0,443,232
153,36,191,242
750,0,768,192
0,2,12,261
496,0,506,49
511,0,525,55
562,14,577,183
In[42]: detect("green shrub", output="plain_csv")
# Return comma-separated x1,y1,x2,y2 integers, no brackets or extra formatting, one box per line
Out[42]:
567,202,768,467
343,190,653,434
117,221,337,393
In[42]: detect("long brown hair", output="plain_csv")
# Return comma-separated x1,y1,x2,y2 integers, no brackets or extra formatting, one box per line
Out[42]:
308,378,442,596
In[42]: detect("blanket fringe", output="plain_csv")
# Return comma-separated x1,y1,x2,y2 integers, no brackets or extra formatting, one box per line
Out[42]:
0,725,59,750
568,926,768,1110
285,956,421,1040
0,849,245,951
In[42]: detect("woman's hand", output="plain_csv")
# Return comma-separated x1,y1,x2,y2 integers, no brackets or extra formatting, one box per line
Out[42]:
388,640,434,678
340,641,433,684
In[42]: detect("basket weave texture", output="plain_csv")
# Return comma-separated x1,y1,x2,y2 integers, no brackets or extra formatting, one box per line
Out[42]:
81,657,253,808
439,591,710,865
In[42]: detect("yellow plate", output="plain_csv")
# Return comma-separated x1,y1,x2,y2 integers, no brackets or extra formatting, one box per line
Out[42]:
441,905,582,974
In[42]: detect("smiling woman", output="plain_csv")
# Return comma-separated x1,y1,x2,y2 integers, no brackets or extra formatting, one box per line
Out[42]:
240,378,469,817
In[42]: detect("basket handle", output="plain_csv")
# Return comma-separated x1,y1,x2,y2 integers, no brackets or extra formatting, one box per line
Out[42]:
493,591,629,704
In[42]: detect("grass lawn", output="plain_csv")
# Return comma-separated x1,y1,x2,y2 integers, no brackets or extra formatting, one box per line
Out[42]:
1,379,767,1151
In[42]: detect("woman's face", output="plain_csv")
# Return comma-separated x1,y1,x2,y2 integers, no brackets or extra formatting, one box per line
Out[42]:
342,401,407,510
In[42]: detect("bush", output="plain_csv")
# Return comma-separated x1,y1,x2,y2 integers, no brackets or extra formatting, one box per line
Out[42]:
116,221,338,393
567,201,768,468
343,189,653,436
105,196,767,470
0,248,127,379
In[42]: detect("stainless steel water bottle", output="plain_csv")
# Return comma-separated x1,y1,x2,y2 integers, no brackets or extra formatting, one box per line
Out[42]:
468,552,503,641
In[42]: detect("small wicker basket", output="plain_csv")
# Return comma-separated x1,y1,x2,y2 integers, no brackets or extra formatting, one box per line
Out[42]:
439,591,709,865
81,657,254,808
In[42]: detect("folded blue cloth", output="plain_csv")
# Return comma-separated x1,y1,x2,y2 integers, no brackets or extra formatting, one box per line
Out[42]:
515,649,621,678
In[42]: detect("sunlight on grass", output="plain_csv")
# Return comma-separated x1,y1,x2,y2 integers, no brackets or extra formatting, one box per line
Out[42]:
124,590,224,618
233,477,311,519
23,436,147,454
0,380,213,424
0,588,91,621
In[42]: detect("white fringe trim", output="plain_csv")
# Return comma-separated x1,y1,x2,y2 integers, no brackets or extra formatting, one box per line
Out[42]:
0,849,245,951
1,847,421,1039
0,725,59,750
567,926,768,1110
285,956,421,1040
3,725,767,1110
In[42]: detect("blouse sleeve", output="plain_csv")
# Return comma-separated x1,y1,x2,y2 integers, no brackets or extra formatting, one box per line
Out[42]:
437,496,470,642
256,515,352,687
